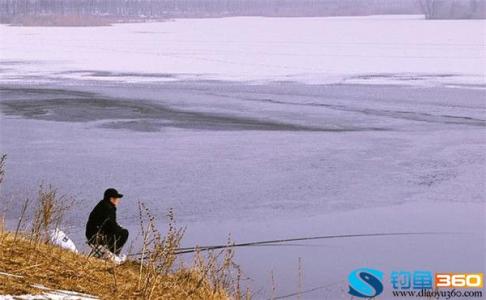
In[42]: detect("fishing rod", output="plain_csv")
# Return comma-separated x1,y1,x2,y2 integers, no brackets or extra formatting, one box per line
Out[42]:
128,231,453,257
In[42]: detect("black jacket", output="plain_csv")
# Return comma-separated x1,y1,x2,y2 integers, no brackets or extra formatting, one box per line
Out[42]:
86,199,124,241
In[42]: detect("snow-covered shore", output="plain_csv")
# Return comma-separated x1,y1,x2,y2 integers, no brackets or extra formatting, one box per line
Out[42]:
1,15,485,87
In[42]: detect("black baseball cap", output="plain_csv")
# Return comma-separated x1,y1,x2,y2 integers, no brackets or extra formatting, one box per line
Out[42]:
104,188,124,199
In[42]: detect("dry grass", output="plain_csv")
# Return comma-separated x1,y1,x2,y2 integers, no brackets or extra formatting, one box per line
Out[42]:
133,202,247,299
0,154,6,235
0,232,230,299
0,154,6,186
30,185,74,244
0,153,246,299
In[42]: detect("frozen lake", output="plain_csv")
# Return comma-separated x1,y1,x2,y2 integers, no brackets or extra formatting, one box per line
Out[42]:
0,16,485,299
1,15,485,86
1,80,485,298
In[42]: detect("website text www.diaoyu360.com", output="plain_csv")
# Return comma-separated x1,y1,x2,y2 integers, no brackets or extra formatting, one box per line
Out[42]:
392,289,482,299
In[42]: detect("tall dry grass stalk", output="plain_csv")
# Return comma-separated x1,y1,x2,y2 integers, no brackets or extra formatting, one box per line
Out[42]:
13,198,29,241
0,154,8,243
136,201,186,299
0,154,74,245
0,210,3,236
271,271,276,300
297,257,303,300
29,185,74,245
0,154,6,236
192,245,242,297
0,154,6,187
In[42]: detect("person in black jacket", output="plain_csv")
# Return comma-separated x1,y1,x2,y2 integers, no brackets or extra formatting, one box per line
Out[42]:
86,188,129,255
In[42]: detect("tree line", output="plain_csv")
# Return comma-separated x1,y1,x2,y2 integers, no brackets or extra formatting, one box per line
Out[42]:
0,0,484,19
419,0,485,19
0,0,421,18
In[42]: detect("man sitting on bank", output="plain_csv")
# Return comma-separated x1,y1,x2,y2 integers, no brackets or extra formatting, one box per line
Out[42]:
86,188,129,259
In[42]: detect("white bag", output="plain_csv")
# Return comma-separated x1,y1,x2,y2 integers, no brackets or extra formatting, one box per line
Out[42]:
49,228,78,253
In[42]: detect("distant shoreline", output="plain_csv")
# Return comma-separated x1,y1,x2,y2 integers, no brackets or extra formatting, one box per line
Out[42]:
1,0,485,26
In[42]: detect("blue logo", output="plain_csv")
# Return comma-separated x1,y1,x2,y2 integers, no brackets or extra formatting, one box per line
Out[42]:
348,268,384,298
390,270,433,290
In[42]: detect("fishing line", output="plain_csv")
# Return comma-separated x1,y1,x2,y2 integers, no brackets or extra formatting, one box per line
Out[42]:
271,280,343,300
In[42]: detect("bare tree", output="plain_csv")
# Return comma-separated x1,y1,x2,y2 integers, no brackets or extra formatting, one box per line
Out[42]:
418,0,438,18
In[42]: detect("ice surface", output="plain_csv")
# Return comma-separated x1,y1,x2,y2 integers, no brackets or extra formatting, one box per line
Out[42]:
0,81,484,298
1,15,485,87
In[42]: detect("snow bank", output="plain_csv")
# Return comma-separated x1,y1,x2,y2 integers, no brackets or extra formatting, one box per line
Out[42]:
0,272,97,300
0,290,97,300
0,15,484,86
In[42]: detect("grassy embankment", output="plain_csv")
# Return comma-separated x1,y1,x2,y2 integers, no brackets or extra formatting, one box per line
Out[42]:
0,154,246,299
